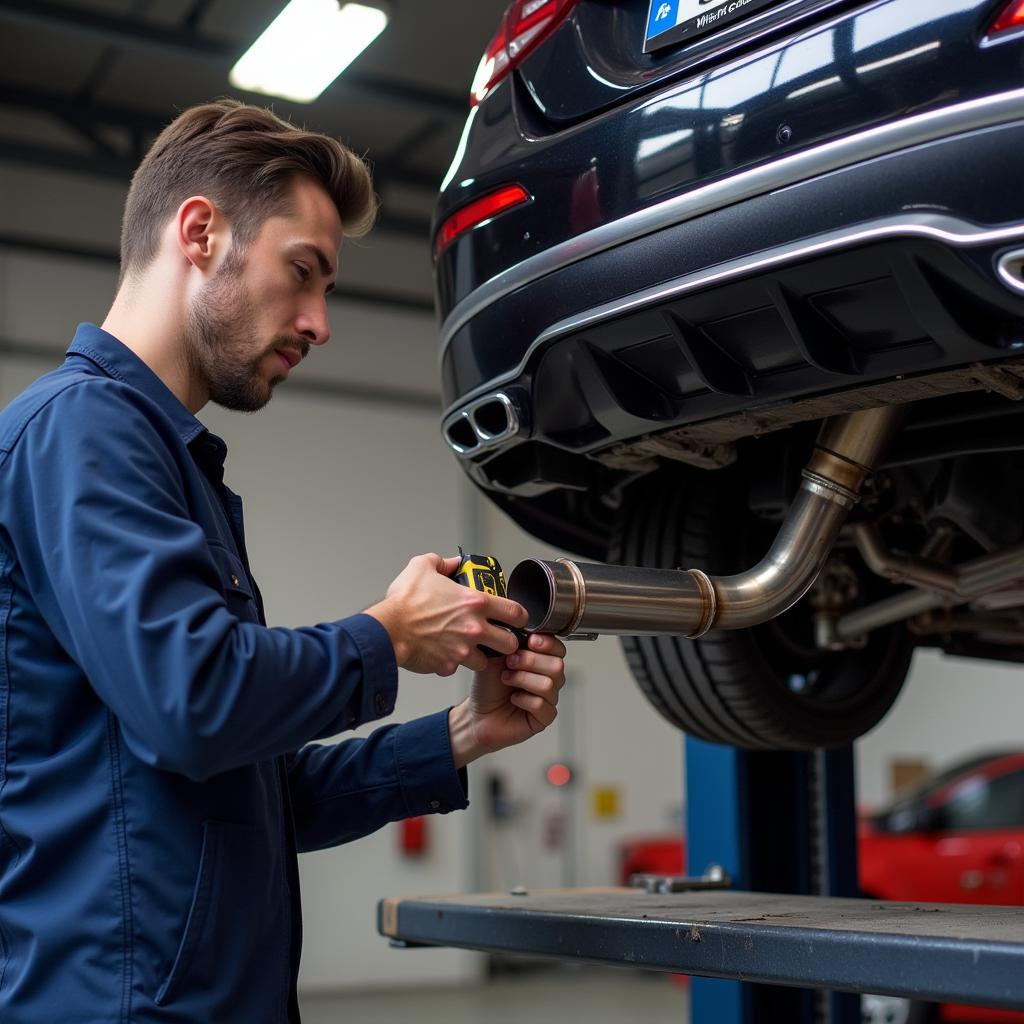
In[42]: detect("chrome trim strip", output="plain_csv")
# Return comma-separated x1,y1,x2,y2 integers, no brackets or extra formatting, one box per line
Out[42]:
997,247,1024,296
441,211,1024,419
439,88,1024,361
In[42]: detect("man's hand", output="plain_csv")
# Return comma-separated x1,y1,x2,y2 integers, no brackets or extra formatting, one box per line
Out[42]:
448,632,567,769
365,553,528,676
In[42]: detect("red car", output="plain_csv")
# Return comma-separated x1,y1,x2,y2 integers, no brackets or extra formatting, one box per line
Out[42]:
620,751,1024,1023
860,750,1024,907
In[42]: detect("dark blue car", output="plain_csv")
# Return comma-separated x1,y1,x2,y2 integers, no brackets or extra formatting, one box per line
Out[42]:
432,0,1024,748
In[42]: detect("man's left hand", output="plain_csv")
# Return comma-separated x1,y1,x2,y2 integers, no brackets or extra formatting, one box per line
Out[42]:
448,633,567,769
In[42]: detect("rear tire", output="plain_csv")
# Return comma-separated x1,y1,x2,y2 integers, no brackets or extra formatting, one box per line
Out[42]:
612,467,913,749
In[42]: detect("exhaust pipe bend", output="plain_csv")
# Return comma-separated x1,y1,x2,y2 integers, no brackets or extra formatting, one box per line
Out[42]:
507,405,908,638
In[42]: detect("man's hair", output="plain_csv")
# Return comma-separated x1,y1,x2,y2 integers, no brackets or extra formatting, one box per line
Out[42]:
118,99,377,284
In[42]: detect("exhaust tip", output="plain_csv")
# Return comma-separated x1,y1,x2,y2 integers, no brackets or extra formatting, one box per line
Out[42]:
444,414,479,454
997,247,1024,296
471,397,513,438
508,559,557,631
442,391,524,458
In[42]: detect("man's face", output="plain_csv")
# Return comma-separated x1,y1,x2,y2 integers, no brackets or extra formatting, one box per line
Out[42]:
184,176,343,412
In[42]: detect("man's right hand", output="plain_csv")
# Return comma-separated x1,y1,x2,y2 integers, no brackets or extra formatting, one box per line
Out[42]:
365,554,529,676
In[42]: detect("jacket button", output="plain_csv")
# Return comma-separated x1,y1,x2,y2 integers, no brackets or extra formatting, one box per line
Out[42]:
374,692,387,714
230,574,240,587
429,800,441,810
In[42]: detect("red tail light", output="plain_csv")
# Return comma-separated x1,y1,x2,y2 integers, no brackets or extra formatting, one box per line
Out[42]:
989,0,1024,34
434,184,531,261
470,0,579,106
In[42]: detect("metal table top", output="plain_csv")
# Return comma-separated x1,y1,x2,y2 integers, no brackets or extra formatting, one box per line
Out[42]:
378,887,1024,1008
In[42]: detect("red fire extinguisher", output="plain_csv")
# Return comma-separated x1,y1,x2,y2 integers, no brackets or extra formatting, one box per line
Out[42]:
400,815,428,857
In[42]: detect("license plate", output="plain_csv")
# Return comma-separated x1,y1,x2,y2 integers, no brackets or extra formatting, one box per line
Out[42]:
645,0,779,53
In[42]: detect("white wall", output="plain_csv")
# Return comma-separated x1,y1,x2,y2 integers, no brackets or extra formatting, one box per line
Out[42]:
856,649,1024,809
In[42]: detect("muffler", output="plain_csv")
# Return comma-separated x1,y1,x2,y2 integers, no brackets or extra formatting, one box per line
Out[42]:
507,405,907,638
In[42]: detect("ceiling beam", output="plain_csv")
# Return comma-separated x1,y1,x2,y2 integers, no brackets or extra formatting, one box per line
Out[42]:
0,83,164,133
0,83,446,194
0,139,434,242
0,0,467,118
0,231,435,315
386,118,447,168
180,0,216,34
0,0,230,57
0,139,140,181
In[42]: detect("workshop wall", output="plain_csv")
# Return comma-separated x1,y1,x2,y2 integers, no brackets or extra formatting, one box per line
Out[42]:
856,650,1024,809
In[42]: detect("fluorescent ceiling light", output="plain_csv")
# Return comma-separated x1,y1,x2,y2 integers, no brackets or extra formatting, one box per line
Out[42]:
230,1,388,104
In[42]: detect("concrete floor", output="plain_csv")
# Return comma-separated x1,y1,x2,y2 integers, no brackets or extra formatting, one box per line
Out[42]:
299,965,689,1024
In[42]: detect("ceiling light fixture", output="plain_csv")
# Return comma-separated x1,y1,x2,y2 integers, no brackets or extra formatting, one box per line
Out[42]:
230,0,388,104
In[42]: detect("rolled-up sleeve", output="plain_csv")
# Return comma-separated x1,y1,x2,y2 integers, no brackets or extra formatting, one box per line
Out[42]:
7,379,398,780
286,710,469,852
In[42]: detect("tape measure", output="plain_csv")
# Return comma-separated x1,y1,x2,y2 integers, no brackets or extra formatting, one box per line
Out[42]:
451,549,528,657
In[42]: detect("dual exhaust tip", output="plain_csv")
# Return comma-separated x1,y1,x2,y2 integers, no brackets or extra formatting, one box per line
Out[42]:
443,392,521,457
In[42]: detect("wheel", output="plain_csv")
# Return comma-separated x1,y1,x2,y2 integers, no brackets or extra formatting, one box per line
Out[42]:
612,467,914,749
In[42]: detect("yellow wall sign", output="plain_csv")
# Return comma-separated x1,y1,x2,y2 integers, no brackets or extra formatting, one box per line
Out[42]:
591,785,621,820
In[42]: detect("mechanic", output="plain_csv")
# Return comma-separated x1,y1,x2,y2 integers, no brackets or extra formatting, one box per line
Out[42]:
0,99,566,1023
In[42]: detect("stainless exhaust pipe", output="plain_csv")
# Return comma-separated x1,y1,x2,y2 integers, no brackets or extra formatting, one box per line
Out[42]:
835,540,1024,641
507,405,907,638
846,521,960,596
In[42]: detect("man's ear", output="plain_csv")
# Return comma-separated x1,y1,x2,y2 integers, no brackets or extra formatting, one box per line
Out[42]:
176,196,226,272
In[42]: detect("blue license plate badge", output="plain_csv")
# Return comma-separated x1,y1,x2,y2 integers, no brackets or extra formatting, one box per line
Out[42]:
645,0,779,53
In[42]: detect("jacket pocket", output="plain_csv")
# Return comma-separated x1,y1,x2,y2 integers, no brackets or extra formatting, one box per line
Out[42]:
206,542,258,622
155,819,262,1007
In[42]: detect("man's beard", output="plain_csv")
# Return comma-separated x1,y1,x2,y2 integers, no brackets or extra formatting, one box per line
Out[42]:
184,252,301,412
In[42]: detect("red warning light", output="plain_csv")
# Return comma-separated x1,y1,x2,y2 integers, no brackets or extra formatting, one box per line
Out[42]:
546,763,573,787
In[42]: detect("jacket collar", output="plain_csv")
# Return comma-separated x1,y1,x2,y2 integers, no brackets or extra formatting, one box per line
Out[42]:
67,323,209,448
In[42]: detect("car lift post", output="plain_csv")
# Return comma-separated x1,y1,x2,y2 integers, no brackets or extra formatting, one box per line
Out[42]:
686,737,861,1024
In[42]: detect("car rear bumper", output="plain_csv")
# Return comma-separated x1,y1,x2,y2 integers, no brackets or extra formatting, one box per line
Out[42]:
436,0,1024,316
439,102,1024,489
441,86,1024,380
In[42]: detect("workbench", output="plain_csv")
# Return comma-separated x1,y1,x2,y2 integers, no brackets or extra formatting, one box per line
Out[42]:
378,886,1024,1009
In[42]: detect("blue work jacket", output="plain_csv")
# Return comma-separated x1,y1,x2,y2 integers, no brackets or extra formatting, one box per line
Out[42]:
0,324,468,1023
